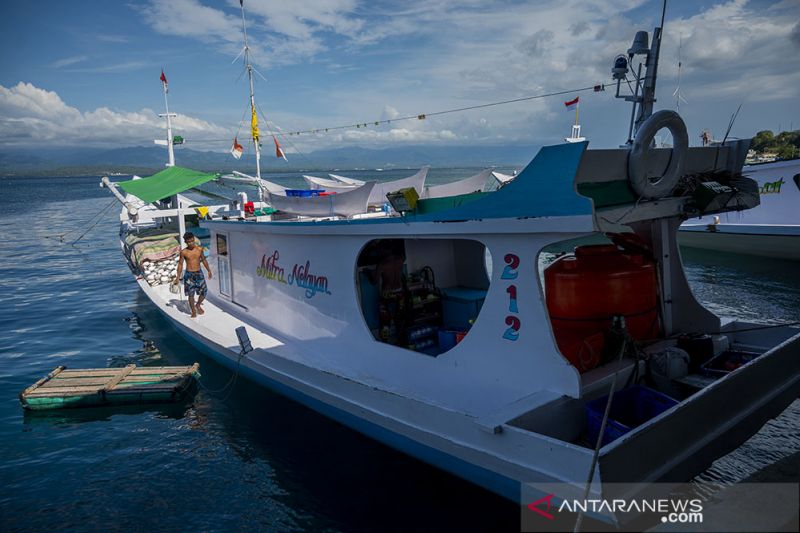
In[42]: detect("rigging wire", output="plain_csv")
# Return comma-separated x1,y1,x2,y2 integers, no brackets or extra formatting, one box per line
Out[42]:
187,81,608,144
280,83,607,137
45,199,117,243
70,199,118,245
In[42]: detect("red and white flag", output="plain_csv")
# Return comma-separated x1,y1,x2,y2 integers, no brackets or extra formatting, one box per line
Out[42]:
564,96,579,109
273,135,287,161
230,137,243,159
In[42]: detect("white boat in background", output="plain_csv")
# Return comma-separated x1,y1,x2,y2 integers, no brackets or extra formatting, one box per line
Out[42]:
101,6,800,527
328,173,365,186
267,182,376,217
420,168,498,199
491,170,517,185
679,158,800,260
302,174,359,192
308,167,498,202
304,167,429,206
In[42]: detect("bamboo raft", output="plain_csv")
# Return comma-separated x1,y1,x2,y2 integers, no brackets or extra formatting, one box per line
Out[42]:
19,364,201,410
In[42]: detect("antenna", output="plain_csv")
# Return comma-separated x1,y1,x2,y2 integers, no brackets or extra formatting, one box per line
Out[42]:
672,34,687,112
239,0,262,180
611,0,670,144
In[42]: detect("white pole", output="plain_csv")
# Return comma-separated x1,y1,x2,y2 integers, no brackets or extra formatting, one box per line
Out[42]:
240,2,262,180
162,78,175,168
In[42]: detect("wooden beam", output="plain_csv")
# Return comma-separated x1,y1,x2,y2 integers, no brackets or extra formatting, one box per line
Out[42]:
20,366,65,397
103,364,137,392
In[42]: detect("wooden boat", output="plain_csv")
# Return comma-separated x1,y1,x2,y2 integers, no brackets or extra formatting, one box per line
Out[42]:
20,364,200,410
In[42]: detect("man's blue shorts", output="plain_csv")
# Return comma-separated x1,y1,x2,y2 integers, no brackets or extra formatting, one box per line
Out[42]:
183,270,207,298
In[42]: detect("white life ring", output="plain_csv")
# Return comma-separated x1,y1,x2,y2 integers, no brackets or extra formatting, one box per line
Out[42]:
627,110,689,199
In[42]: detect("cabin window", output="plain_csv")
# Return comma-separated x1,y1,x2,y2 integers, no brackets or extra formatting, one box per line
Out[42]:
216,233,231,297
356,238,491,356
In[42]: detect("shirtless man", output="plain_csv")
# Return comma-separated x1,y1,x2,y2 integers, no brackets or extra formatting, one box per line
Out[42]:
175,232,213,318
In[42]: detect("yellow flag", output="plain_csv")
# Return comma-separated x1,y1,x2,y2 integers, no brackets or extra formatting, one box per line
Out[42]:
195,206,209,218
250,106,259,142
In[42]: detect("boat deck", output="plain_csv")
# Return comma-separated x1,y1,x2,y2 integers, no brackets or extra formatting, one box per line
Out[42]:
19,363,200,410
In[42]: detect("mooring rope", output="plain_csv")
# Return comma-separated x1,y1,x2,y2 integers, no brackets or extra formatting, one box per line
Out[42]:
43,198,117,244
195,349,247,402
69,199,118,245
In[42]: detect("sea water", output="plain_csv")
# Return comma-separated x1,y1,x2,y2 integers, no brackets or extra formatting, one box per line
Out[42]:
0,174,798,531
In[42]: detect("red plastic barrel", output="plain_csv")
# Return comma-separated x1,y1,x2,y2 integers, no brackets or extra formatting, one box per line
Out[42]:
544,244,660,373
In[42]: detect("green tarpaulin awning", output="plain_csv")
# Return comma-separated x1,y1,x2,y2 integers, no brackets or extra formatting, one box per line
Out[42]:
117,166,218,203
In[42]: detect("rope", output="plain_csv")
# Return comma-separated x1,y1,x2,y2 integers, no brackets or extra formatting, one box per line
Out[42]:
69,199,118,245
574,318,629,533
187,81,608,143
195,348,247,401
43,198,117,243
281,83,606,137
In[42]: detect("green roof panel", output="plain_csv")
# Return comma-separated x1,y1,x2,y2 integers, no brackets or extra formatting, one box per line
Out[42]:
117,166,218,203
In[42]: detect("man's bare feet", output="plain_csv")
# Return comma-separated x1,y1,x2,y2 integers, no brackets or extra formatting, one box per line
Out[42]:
197,305,205,315
191,311,197,318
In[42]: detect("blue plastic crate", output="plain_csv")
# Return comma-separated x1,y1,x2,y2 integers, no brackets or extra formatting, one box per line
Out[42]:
285,189,324,197
441,287,487,329
586,385,678,446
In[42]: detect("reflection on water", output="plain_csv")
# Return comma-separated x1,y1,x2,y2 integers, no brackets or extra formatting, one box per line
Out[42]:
0,176,797,531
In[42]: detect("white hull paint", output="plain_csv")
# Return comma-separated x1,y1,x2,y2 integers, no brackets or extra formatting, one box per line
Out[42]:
111,140,800,521
679,226,800,261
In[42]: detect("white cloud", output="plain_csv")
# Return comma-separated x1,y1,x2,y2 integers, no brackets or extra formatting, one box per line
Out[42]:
51,55,88,69
279,0,800,148
0,82,227,147
139,0,369,67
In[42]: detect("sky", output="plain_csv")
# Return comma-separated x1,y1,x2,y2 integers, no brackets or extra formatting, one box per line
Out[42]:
1,0,799,157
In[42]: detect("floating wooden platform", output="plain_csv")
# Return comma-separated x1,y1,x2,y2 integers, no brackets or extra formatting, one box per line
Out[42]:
19,364,200,411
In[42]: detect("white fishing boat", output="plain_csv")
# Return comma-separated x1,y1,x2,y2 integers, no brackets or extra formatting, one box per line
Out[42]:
679,158,800,260
302,174,360,191
420,168,498,199
491,170,517,185
307,167,499,200
304,166,429,206
267,182,375,217
328,173,365,185
102,5,800,527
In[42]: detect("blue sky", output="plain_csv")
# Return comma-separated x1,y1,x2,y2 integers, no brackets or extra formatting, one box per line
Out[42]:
1,0,799,155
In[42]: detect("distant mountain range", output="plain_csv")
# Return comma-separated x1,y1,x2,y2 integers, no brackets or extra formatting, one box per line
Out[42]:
0,144,540,176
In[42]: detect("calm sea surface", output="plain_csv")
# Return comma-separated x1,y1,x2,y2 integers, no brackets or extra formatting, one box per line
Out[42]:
1,174,798,532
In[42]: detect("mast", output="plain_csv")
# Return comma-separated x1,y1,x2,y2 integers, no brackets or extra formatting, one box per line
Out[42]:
633,0,667,133
239,1,261,180
157,71,177,167
612,0,669,143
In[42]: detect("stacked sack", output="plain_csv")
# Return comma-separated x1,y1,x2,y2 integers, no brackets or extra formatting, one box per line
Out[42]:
141,255,180,286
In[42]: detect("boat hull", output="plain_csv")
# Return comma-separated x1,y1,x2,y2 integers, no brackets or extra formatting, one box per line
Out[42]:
137,276,800,509
678,225,800,261
679,158,800,260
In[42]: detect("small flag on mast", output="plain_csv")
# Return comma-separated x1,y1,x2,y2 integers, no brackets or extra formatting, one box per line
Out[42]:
230,137,243,159
564,96,579,109
273,135,287,161
160,70,168,92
